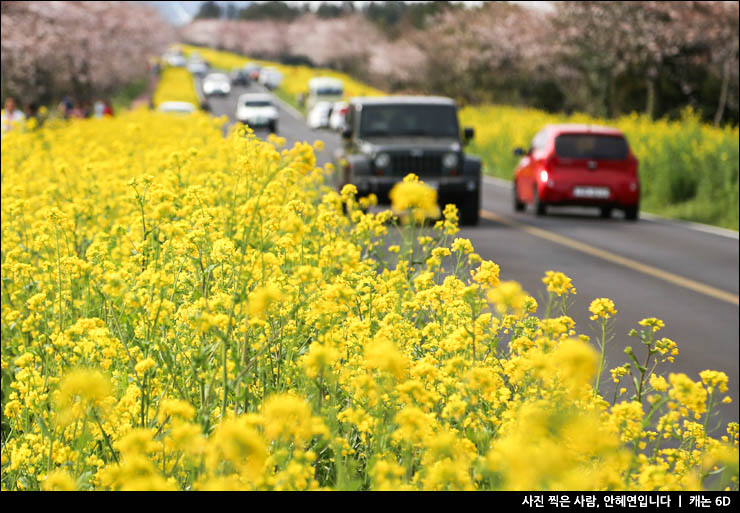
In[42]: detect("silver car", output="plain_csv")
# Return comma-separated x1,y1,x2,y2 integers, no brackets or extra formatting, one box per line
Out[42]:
158,101,196,114
235,93,279,133
202,73,231,97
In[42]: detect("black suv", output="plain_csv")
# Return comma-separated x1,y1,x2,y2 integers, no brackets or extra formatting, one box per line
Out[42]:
334,96,481,225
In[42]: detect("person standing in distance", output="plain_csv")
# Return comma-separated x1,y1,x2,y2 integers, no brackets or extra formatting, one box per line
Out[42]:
1,97,26,134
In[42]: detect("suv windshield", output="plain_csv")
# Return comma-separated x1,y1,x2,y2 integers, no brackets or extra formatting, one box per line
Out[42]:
555,134,628,160
359,105,459,138
244,101,271,107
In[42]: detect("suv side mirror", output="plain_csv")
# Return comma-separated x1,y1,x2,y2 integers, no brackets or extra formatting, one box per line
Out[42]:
341,127,352,140
463,127,474,143
513,147,525,156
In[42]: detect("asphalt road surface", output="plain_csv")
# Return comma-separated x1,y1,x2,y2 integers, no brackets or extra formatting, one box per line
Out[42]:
197,76,739,426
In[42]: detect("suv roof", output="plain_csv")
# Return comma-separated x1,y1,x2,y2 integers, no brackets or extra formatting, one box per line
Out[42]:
350,96,457,107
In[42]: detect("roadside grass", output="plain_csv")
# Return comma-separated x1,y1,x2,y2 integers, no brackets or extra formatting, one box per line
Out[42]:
111,78,150,113
271,86,304,115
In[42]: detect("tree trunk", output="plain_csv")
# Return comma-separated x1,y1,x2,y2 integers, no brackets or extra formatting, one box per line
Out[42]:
646,76,655,120
713,57,731,127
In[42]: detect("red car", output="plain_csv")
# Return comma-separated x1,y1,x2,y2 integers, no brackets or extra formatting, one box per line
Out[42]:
512,124,640,220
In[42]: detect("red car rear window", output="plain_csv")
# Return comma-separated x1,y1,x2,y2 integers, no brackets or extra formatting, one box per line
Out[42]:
555,134,628,160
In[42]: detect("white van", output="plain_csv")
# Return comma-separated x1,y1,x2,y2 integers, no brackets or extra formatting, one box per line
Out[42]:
307,77,344,111
258,67,283,90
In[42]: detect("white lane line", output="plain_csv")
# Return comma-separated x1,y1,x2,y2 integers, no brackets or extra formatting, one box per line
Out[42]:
638,212,739,240
253,83,304,121
481,174,739,240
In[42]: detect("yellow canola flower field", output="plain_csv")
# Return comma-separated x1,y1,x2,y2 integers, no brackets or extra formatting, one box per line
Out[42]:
1,105,738,491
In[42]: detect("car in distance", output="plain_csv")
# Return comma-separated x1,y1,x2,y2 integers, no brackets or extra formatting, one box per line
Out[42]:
512,124,640,220
244,63,262,81
307,101,333,129
163,51,186,67
202,73,231,97
329,101,349,131
187,59,209,77
231,68,250,86
235,93,279,133
334,96,481,225
157,101,196,114
258,67,283,90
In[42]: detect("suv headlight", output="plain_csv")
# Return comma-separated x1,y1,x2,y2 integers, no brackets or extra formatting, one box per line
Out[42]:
443,152,458,168
375,153,390,169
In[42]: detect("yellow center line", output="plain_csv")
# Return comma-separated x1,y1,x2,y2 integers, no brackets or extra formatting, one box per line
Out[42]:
480,209,740,306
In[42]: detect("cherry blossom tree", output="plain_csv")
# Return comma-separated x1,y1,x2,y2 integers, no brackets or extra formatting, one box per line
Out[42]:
1,1,175,105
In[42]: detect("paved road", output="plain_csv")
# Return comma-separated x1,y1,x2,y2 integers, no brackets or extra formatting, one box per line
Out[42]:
197,76,739,425
196,78,341,164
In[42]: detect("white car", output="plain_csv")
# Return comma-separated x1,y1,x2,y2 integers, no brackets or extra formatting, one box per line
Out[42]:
328,101,349,131
158,101,196,114
164,53,186,67
258,67,283,90
236,94,279,132
187,60,209,77
307,101,333,129
202,73,231,97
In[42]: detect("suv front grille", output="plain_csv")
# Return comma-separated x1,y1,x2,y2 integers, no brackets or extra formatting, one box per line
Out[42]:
391,154,442,176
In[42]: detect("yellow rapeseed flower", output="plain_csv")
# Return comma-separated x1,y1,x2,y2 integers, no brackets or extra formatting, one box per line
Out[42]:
542,270,577,296
589,298,617,320
389,178,440,223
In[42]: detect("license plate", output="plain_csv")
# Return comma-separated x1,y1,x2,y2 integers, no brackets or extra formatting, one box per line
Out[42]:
425,180,439,191
253,117,267,125
573,186,610,199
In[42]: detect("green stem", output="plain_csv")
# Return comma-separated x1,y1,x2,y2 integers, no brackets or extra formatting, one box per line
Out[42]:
222,333,228,418
54,224,64,331
593,321,607,397
703,389,715,435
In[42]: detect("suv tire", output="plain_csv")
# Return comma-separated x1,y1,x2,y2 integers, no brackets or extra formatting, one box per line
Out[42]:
460,189,480,226
513,180,525,212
